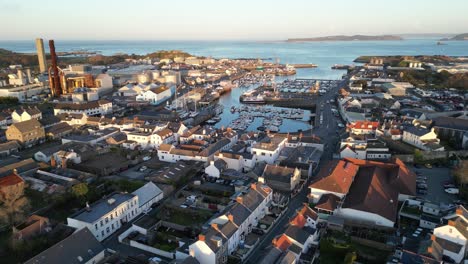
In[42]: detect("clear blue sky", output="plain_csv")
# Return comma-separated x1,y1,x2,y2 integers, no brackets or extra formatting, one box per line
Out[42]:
1,0,467,40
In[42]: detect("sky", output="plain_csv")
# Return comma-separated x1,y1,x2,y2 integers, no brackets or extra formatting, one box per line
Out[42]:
1,0,467,40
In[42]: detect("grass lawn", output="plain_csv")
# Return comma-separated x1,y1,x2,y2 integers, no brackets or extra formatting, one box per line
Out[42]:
158,207,213,227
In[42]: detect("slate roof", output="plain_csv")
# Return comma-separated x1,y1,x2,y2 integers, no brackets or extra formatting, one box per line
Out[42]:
132,182,162,208
69,192,135,223
405,125,431,137
262,165,296,184
24,227,105,264
9,119,43,133
433,116,468,131
0,141,20,152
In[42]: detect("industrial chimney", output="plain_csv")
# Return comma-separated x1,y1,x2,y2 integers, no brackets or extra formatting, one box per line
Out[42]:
48,40,62,97
35,38,48,73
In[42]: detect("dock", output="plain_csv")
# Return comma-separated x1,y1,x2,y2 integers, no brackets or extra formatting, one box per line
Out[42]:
290,64,318,68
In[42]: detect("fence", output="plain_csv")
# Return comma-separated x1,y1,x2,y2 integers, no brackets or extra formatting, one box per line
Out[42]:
129,240,175,259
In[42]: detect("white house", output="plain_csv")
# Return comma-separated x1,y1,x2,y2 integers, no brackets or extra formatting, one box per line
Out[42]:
11,107,42,123
132,182,163,214
431,206,468,264
402,126,444,151
67,193,139,241
251,135,287,165
54,100,113,117
136,86,172,105
205,159,227,178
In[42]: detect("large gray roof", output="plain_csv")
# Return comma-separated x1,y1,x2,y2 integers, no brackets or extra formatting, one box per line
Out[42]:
25,227,104,264
69,192,135,223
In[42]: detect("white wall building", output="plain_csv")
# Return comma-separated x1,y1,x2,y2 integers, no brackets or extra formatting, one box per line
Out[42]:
54,100,113,116
132,182,163,214
67,193,139,241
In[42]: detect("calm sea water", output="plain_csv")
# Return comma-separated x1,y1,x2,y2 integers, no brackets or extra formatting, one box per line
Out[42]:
1,39,467,132
1,39,468,80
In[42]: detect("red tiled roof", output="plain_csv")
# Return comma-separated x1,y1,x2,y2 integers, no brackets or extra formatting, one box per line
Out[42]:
290,212,306,228
315,193,341,212
273,234,292,251
348,121,379,130
0,173,24,187
299,203,318,221
309,160,359,194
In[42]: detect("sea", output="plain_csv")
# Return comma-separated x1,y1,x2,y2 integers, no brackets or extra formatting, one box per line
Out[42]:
1,39,467,132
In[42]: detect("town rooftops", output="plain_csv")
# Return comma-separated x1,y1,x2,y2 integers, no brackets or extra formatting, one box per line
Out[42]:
0,172,24,187
347,121,379,130
9,119,43,133
433,116,468,131
0,141,20,152
315,193,341,212
262,164,296,183
158,143,173,152
24,227,105,264
405,125,431,136
14,106,41,116
54,100,111,110
341,165,399,222
309,159,359,194
69,192,135,223
132,182,162,208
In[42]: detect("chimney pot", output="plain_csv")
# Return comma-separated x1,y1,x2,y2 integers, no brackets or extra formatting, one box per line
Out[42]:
198,234,205,241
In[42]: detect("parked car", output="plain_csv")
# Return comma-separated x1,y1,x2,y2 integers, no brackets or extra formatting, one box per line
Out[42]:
444,184,456,189
417,176,427,180
425,163,433,169
252,228,265,235
139,166,148,172
445,188,460,194
142,156,151,161
417,184,428,189
417,189,427,195
453,200,468,206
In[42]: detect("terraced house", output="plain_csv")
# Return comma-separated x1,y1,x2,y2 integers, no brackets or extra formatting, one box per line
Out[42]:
189,183,273,264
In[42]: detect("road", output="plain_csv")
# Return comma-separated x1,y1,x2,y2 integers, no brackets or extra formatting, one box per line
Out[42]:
245,77,348,263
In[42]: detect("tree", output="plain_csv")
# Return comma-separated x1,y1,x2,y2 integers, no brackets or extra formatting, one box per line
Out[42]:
344,251,357,264
0,182,29,225
71,183,89,199
414,149,423,164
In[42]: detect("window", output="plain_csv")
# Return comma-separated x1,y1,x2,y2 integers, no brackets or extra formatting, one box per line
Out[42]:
100,220,103,227
106,227,110,233
95,224,98,230
101,231,104,236
110,215,113,220
105,217,109,223
111,223,114,230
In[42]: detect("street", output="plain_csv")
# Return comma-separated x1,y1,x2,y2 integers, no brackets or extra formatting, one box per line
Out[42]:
245,77,347,263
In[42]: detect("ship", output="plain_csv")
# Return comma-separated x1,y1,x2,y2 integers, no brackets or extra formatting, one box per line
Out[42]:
240,94,266,104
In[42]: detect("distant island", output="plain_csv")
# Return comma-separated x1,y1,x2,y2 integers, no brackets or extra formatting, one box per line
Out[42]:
440,33,468,41
286,35,403,42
